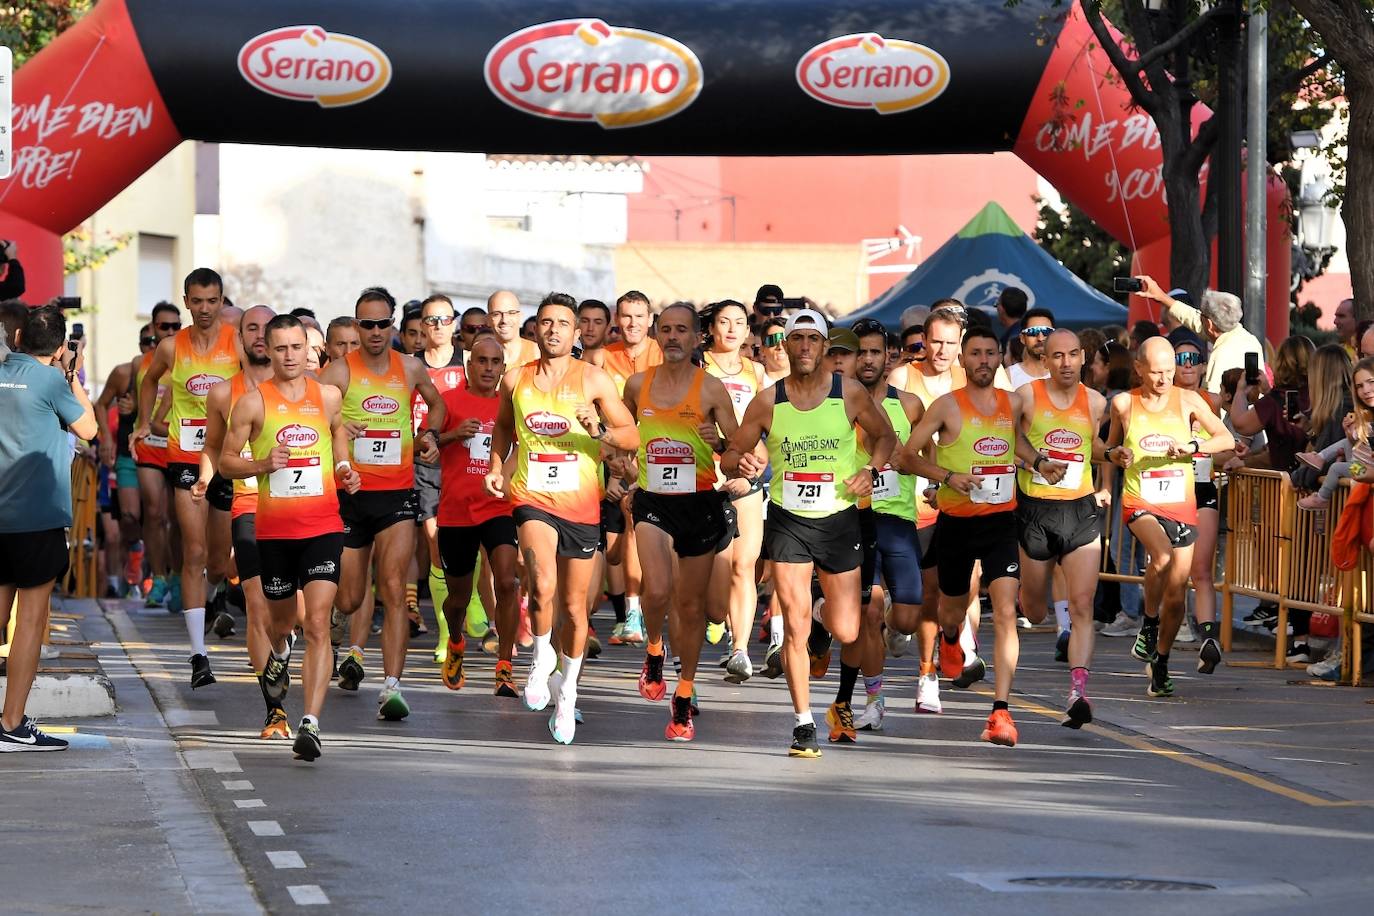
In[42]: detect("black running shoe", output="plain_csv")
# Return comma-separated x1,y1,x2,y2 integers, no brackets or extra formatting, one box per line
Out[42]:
1131,621,1159,662
370,609,383,635
1063,692,1093,729
1197,637,1222,674
262,649,291,702
190,653,216,689
789,722,821,758
1242,602,1278,625
0,715,69,752
337,650,364,691
952,656,987,689
210,611,236,639
292,720,321,762
1054,630,1070,663
762,643,784,679
1146,658,1175,697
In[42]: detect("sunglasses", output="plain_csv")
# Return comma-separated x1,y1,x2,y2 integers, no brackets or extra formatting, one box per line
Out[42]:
904,342,925,354
762,332,785,347
1021,326,1054,338
755,301,784,316
1175,351,1204,367
462,324,492,335
157,321,181,332
357,318,393,331
139,336,156,348
422,315,455,327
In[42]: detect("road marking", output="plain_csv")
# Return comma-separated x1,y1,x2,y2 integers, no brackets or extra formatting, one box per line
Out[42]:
248,820,284,837
182,750,242,773
287,885,330,905
267,851,306,869
234,799,266,809
221,780,253,791
1273,757,1354,766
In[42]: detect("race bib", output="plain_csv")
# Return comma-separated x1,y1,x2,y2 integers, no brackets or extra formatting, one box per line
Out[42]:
1141,468,1187,504
179,418,207,453
530,452,578,493
647,454,695,494
1192,453,1213,481
871,465,901,502
145,433,168,450
355,430,402,466
723,380,753,413
970,464,1014,505
268,457,324,498
782,470,835,512
469,433,492,464
1032,450,1086,491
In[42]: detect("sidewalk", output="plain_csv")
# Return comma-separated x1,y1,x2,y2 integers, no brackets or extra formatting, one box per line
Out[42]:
0,595,116,718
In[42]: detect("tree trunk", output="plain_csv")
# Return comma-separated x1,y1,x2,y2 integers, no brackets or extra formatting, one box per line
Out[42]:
1343,74,1374,319
1161,135,1212,303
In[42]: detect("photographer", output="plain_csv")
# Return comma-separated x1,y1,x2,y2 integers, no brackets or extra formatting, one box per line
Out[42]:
0,241,25,302
0,304,98,751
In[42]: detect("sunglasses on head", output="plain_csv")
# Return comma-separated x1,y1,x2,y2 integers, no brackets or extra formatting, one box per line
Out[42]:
157,321,181,332
1021,326,1054,338
1175,351,1204,367
422,315,455,327
904,342,925,354
357,318,392,331
763,332,785,347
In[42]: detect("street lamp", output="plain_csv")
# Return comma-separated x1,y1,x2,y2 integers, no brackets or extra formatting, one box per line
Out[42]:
1297,179,1339,254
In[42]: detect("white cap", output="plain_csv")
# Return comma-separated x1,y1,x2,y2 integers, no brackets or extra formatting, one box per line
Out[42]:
784,308,829,338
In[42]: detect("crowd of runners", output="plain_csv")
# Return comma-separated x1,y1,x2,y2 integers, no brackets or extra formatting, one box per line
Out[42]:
92,268,1244,763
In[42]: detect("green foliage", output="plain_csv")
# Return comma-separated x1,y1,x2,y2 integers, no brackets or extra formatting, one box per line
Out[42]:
1034,195,1132,302
0,0,94,68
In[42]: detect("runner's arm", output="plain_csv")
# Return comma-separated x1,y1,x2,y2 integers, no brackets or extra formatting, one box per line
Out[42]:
702,375,741,448
1098,393,1129,493
409,358,446,443
133,337,173,443
219,391,265,480
324,385,361,493
95,362,130,467
587,367,639,452
484,376,518,496
1189,392,1236,455
893,395,946,481
847,378,896,471
1087,388,1112,461
198,382,231,488
152,387,173,438
720,386,773,477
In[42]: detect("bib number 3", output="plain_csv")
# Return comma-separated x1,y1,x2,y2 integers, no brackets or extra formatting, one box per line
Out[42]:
530,452,579,493
355,430,402,466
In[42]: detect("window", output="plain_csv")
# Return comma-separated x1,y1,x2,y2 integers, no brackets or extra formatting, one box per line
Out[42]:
138,234,175,315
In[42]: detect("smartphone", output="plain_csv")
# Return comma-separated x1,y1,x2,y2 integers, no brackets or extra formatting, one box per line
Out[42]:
1113,277,1144,294
781,297,807,311
55,296,82,310
1244,351,1260,385
1284,389,1300,421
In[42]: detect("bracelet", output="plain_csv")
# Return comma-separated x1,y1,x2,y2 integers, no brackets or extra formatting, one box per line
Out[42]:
943,469,954,485
1033,454,1047,471
335,460,352,473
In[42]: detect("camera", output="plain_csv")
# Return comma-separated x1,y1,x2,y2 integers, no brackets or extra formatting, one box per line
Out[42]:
0,240,10,264
1113,277,1144,294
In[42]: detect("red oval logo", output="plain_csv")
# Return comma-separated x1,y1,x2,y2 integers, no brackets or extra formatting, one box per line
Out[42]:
524,410,571,437
973,435,1009,457
647,436,693,458
362,395,399,415
276,423,320,449
238,26,392,108
186,373,225,397
796,33,950,114
1043,427,1084,450
1139,433,1176,454
485,19,703,128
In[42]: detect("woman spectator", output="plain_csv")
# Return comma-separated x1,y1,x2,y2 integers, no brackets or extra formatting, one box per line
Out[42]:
1078,328,1106,385
1228,335,1315,472
1290,344,1355,493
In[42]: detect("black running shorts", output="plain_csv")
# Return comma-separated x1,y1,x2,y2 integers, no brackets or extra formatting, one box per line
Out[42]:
932,511,1020,596
632,489,736,558
1126,509,1199,548
0,528,69,589
258,533,345,601
1015,493,1102,562
514,505,600,559
231,513,262,582
340,489,418,549
763,504,862,574
438,515,518,576
413,461,441,523
1195,482,1219,512
167,463,233,512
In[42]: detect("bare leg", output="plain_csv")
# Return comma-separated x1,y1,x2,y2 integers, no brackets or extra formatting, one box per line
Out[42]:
372,521,417,679
0,582,54,730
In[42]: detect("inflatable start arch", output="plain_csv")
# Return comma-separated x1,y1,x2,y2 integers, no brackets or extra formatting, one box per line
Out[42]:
3,0,1288,337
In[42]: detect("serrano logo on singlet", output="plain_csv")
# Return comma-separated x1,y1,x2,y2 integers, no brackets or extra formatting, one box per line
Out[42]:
646,437,693,458
361,395,399,415
796,33,950,114
276,423,320,449
1139,433,1176,454
1043,428,1084,450
973,435,1009,457
485,19,703,128
524,410,571,437
238,26,392,108
185,373,225,397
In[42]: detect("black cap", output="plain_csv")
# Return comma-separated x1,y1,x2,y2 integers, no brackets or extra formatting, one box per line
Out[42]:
1167,326,1208,360
754,284,784,306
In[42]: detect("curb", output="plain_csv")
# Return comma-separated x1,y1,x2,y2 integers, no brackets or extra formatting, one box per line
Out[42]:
1,671,115,718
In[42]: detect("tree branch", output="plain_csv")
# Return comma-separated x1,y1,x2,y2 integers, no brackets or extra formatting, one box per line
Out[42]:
1078,0,1163,121
1182,113,1221,176
1132,6,1225,73
1268,52,1333,104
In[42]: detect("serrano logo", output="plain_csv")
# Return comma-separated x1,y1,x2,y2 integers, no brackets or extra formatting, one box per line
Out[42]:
485,19,703,128
1139,433,1176,453
796,33,950,114
185,373,224,397
1043,428,1084,450
973,435,1009,457
525,410,571,437
361,395,399,415
276,423,320,449
647,437,693,458
238,26,392,108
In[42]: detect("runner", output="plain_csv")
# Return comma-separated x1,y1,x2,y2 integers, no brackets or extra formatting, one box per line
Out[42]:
94,325,152,599
1005,307,1056,389
195,305,284,737
488,290,539,369
702,300,768,682
220,315,361,761
318,287,446,721
132,302,182,610
577,299,611,367
622,303,739,740
435,335,520,695
1011,329,1110,727
484,292,639,745
132,268,243,688
895,325,1046,747
459,307,492,353
722,309,895,757
1101,336,1233,697
324,317,362,362
757,317,790,387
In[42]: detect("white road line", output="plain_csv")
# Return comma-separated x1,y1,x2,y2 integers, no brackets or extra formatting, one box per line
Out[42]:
287,885,330,905
183,750,242,773
1273,756,1354,766
267,851,306,869
222,780,254,791
234,799,267,809
248,820,284,837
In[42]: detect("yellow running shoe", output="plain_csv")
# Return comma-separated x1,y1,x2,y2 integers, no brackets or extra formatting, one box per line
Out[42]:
442,638,466,690
260,708,292,740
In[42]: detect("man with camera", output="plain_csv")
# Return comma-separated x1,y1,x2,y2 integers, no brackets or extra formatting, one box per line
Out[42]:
1135,276,1264,394
0,304,98,751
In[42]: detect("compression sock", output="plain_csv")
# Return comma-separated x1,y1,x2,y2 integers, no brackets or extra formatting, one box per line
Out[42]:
836,662,860,706
1198,620,1219,641
405,582,418,609
609,592,627,624
627,594,641,616
184,608,207,656
1071,666,1090,694
532,632,554,675
1054,600,1070,634
560,653,583,698
864,674,884,699
429,566,450,646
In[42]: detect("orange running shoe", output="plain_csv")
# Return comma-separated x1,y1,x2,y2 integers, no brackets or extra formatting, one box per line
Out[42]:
493,661,519,698
665,695,695,742
980,708,1018,747
826,701,857,743
441,638,466,690
938,632,965,680
260,708,292,740
638,652,667,702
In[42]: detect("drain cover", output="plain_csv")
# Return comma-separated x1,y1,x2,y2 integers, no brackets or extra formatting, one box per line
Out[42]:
955,872,1306,897
1009,877,1214,892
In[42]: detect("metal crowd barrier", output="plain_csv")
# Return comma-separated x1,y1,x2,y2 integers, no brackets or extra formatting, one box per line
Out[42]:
67,456,99,599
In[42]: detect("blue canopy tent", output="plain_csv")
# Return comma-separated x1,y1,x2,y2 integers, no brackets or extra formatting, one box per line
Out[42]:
843,202,1127,331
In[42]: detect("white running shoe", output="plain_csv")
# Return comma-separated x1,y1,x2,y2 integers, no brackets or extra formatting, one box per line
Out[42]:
548,671,576,744
724,649,753,684
915,673,942,714
1100,611,1138,638
524,660,553,711
1175,617,1197,644
856,696,885,731
885,629,911,658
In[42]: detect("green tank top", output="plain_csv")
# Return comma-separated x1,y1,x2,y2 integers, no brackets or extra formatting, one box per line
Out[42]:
859,386,915,522
767,375,860,519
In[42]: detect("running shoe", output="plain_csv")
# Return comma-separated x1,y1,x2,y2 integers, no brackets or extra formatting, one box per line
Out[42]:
706,621,727,645
548,671,576,745
666,695,695,742
481,631,500,656
585,629,602,660
689,688,701,717
856,695,885,731
330,608,347,644
1286,642,1312,665
292,720,322,762
261,647,291,703
377,684,411,720
762,642,784,679
1198,637,1222,674
0,715,69,752
1099,611,1137,637
208,586,234,638
623,608,646,645
952,656,987,689
826,702,857,743
789,722,822,758
980,708,1018,747
167,576,183,614
1307,655,1342,681
608,622,629,646
724,649,753,684
1145,659,1174,697
210,610,235,638
1242,602,1278,626
885,628,911,658
915,673,942,714
337,649,365,691
808,622,833,679
638,652,667,702
1131,622,1159,662
1016,615,1033,630
189,654,216,689
369,608,383,635
1175,617,1197,644
441,638,466,690
407,602,426,637
494,661,520,698
1063,689,1092,729
524,661,553,711
260,708,292,740
124,543,144,593
717,644,732,668
145,575,169,608
465,609,491,641
1054,630,1070,663
938,632,965,679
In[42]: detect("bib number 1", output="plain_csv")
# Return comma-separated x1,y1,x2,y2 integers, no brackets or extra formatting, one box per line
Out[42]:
970,464,1014,505
1141,468,1186,504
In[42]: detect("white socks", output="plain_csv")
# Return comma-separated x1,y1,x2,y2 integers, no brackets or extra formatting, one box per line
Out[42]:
795,710,814,727
531,632,555,676
770,614,784,645
184,608,207,656
560,653,583,697
958,618,977,656
1054,601,1071,634
627,595,641,614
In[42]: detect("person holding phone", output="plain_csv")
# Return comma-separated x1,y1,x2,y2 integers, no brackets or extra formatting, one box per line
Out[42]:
1133,275,1264,394
1228,335,1315,473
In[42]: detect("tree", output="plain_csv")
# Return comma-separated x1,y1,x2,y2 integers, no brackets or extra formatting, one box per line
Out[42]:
1034,197,1132,301
1287,0,1374,319
0,0,93,68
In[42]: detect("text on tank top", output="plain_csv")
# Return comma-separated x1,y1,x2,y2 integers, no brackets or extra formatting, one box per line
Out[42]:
1018,380,1095,500
250,378,342,539
168,324,240,464
766,374,860,518
635,366,717,495
936,387,1017,517
342,350,414,491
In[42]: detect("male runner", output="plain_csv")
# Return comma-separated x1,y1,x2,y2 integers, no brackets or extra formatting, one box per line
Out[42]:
485,293,638,745
318,287,445,720
195,305,285,737
436,334,520,695
622,304,739,741
221,315,360,761
458,307,491,352
723,309,895,757
1011,329,1110,727
132,268,243,687
488,290,539,369
325,317,362,362
1005,307,1056,389
895,326,1045,747
132,302,182,609
1100,336,1232,697
94,326,151,598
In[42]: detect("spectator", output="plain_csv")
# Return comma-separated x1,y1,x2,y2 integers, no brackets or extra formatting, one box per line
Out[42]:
1333,298,1358,361
1158,289,1192,333
1137,276,1264,393
1088,338,1132,395
1290,344,1354,492
1078,328,1107,385
752,284,785,324
0,240,26,301
1130,319,1160,353
995,286,1028,344
1228,335,1315,473
1006,306,1056,388
1358,319,1374,359
1,299,27,354
1100,323,1129,349
0,304,98,750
